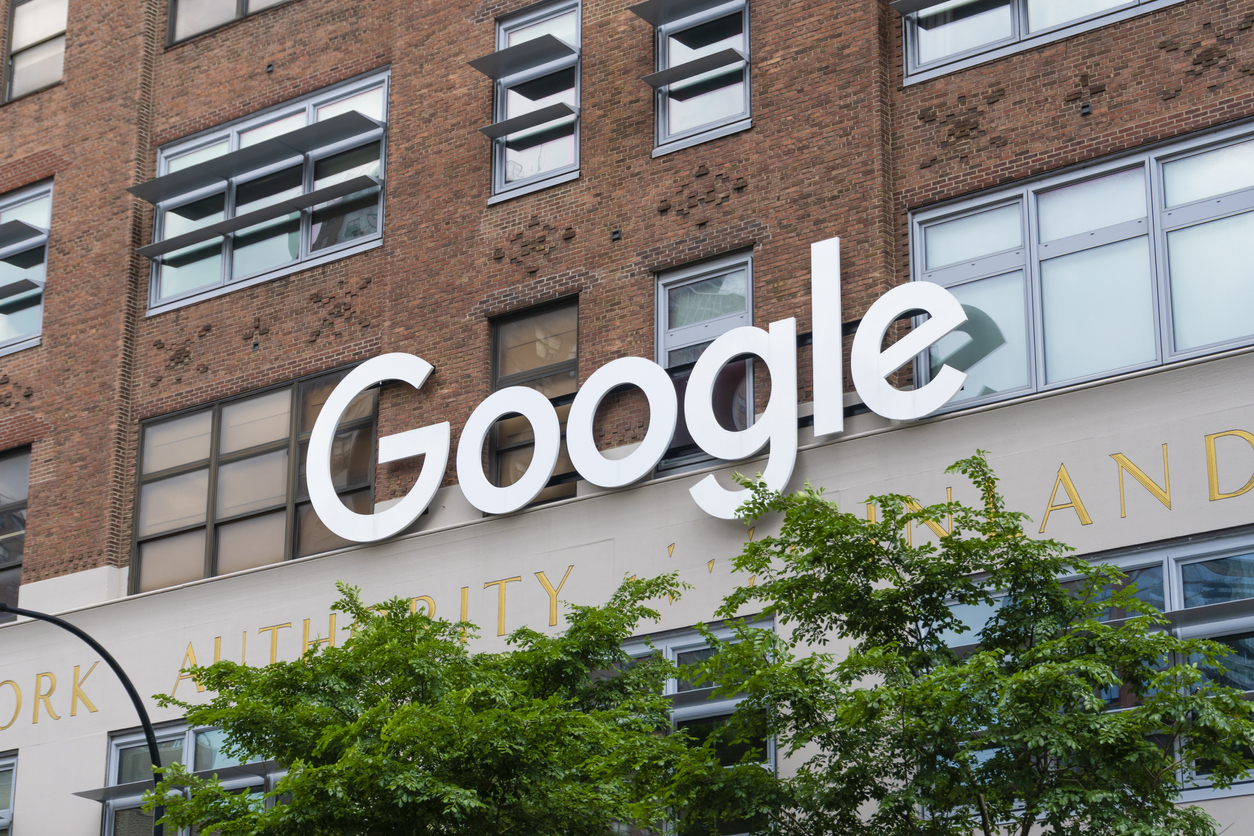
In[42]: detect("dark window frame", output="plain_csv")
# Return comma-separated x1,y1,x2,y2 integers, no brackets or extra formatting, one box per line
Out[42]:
5,0,66,102
0,447,29,623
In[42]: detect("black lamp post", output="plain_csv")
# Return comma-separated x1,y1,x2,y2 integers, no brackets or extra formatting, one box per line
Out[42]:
0,603,165,836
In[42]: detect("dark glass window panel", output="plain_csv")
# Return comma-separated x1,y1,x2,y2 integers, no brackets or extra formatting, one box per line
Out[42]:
296,489,371,558
1183,554,1254,608
112,808,154,836
676,647,717,692
299,375,374,433
665,361,749,458
496,373,575,447
0,244,46,299
0,513,25,567
117,739,184,783
298,427,373,497
0,567,18,620
1200,632,1254,692
1061,564,1164,621
668,271,747,329
0,452,30,505
233,166,302,278
310,143,381,252
496,306,578,379
676,712,767,767
671,13,742,50
497,440,576,503
0,292,41,344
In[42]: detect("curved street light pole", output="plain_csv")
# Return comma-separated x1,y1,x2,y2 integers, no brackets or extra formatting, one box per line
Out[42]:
0,603,164,836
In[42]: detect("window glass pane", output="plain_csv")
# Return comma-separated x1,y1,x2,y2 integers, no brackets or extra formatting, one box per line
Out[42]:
296,490,370,557
137,529,206,592
1061,564,1164,620
0,195,50,227
504,69,577,183
299,376,373,432
216,510,286,574
311,142,381,251
167,141,230,174
928,271,1028,403
239,112,306,148
1167,211,1254,351
298,427,373,495
9,35,64,99
173,0,236,41
676,713,767,767
676,646,716,691
498,387,574,448
117,739,184,784
916,0,1013,66
138,469,209,536
496,306,578,378
1163,138,1254,207
0,451,30,505
216,449,288,518
220,390,290,454
507,9,577,46
1183,554,1254,608
112,809,154,836
143,411,212,474
668,269,747,329
666,13,746,136
0,244,45,309
936,597,1003,647
0,511,24,567
1026,0,1127,32
0,766,11,807
1037,168,1146,242
1202,632,1254,692
1041,236,1155,383
0,566,18,612
247,0,288,10
666,360,749,458
159,193,225,300
497,441,576,503
193,728,251,771
317,87,385,122
11,0,67,51
232,167,302,280
925,203,1021,269
0,294,40,344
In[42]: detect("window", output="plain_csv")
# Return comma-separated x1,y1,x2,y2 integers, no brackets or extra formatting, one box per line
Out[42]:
95,725,282,835
0,183,50,355
630,0,750,155
897,0,1181,81
0,754,13,836
169,0,290,43
470,1,580,201
0,450,28,622
912,124,1254,411
657,253,751,469
491,301,578,503
6,0,65,100
133,367,377,594
623,624,773,835
131,72,387,313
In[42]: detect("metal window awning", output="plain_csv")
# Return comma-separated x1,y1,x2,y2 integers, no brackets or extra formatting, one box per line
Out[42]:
137,175,382,259
628,0,735,27
467,34,577,80
73,779,159,803
890,0,957,14
642,48,744,89
73,761,276,803
127,111,383,205
479,103,578,140
0,220,45,251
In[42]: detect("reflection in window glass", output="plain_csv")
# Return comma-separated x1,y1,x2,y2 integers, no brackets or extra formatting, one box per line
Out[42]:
936,597,1003,647
504,70,577,184
311,143,382,251
159,193,225,301
496,305,578,378
1041,236,1155,383
172,0,236,41
138,469,209,537
1183,554,1254,609
1167,212,1254,351
1061,564,1164,620
216,510,286,575
1037,169,1145,243
665,13,747,138
117,739,184,783
916,0,1013,66
668,270,747,328
507,9,577,45
1202,633,1254,692
239,113,305,148
925,204,1021,269
928,272,1028,403
1163,139,1254,207
1026,0,1127,32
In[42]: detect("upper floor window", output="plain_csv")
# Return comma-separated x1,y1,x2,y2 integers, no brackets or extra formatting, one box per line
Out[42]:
912,123,1254,410
0,449,28,622
0,754,13,835
133,367,377,594
657,253,751,469
630,0,750,156
0,182,50,355
470,1,580,202
491,301,579,503
169,0,288,43
130,72,387,314
7,0,65,100
896,0,1181,82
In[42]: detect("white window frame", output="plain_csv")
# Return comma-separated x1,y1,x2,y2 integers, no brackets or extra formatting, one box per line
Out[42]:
899,0,1185,85
656,251,753,471
911,119,1254,413
144,70,389,316
487,0,581,203
0,752,15,834
0,181,51,358
650,0,750,157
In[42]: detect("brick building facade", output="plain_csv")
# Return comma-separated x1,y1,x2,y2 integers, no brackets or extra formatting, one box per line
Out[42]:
0,0,1252,830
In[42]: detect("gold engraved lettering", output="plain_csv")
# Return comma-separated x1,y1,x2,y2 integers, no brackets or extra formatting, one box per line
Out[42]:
1039,463,1094,533
460,586,470,643
1205,430,1254,501
32,672,58,723
1111,444,1171,518
866,503,876,523
71,662,99,717
410,596,436,617
484,576,523,636
535,566,574,627
241,630,247,665
302,614,337,654
0,680,20,730
257,623,292,665
213,636,222,663
171,642,204,697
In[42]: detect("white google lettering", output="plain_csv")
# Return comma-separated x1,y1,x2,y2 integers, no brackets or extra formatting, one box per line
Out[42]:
307,237,969,538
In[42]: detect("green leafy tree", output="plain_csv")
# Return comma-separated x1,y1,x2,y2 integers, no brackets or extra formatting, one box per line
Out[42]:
147,574,778,836
697,452,1254,836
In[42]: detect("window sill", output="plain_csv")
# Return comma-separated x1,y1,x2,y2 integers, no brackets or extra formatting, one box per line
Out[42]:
488,169,580,205
145,236,382,317
902,0,1183,86
0,335,39,358
653,117,751,158
2,80,63,106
